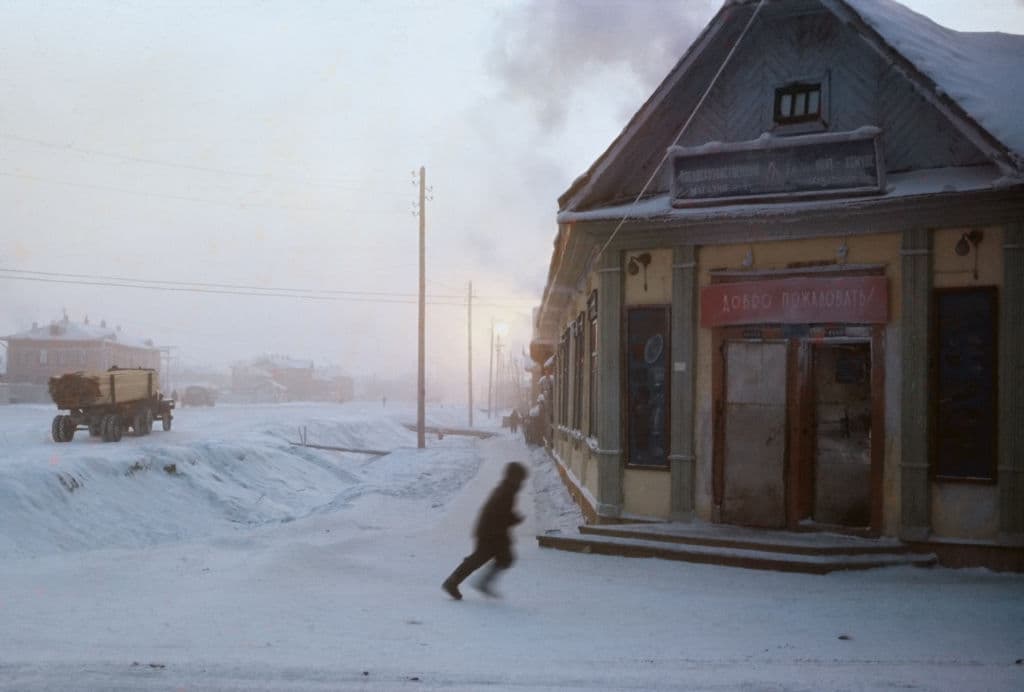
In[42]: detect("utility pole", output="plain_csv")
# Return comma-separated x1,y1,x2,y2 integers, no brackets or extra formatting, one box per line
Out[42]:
467,281,473,428
487,318,494,419
417,166,426,449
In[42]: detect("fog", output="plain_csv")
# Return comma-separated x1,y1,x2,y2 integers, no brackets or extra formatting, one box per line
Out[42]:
2,0,1020,402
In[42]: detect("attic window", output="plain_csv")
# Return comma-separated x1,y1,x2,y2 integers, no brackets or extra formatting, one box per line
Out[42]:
774,83,822,124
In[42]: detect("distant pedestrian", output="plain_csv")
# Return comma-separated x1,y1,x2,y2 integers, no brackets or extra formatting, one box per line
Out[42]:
442,461,528,600
382,395,387,408
509,409,520,434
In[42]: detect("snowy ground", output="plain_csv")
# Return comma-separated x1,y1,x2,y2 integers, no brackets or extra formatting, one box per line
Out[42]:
1,402,1022,691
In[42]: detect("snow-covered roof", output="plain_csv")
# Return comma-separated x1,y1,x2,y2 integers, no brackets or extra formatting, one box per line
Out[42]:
558,164,1005,224
842,0,1024,164
3,321,157,350
253,355,314,370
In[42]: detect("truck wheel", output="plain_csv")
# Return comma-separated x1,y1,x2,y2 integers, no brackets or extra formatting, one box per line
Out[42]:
144,409,154,435
89,422,102,437
60,415,75,442
52,415,66,443
101,414,123,442
109,414,123,442
133,411,147,436
162,415,172,431
101,414,113,442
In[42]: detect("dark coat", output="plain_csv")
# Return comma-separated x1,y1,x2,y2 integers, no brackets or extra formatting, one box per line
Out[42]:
474,476,524,542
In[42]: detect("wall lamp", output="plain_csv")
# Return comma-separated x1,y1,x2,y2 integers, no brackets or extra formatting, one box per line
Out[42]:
954,229,983,256
627,252,652,291
955,229,983,279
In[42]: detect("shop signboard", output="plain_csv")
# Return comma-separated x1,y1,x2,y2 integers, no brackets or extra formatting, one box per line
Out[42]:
700,275,888,327
670,127,884,206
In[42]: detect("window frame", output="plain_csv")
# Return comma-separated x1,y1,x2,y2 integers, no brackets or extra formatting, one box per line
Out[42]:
587,291,599,437
624,305,672,469
572,312,585,431
930,286,999,483
771,71,830,135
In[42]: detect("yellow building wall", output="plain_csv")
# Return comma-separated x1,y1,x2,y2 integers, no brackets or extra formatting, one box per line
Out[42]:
553,271,601,512
623,469,671,519
624,248,672,305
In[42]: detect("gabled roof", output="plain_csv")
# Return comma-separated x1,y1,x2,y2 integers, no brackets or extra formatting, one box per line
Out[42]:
559,0,1024,214
841,0,1024,167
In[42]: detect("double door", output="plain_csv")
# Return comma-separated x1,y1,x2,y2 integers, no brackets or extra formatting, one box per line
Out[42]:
713,328,882,532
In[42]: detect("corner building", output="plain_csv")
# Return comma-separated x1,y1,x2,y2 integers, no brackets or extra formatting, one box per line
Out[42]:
532,0,1024,569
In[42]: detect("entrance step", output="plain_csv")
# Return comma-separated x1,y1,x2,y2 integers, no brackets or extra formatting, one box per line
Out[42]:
537,522,937,574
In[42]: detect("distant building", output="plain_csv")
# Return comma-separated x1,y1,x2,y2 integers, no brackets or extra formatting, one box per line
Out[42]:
231,355,352,402
2,317,161,402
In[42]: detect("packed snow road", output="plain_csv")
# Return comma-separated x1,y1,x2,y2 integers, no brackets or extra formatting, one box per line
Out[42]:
0,402,1022,691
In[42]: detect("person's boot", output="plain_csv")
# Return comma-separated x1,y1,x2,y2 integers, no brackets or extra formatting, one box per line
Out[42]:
441,577,462,600
473,564,502,598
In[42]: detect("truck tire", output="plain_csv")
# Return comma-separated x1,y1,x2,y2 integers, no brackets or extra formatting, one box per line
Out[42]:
162,414,172,431
89,422,102,437
60,415,75,442
102,414,123,442
52,415,67,443
133,410,152,436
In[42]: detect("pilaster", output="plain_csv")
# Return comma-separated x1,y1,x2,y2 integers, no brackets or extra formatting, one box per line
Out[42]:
669,245,697,520
999,221,1024,541
900,228,932,541
595,250,624,518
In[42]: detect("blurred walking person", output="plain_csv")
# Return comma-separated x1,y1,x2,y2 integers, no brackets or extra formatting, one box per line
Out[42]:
442,461,528,600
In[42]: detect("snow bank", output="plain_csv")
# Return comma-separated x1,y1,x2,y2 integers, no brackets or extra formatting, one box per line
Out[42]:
0,402,482,558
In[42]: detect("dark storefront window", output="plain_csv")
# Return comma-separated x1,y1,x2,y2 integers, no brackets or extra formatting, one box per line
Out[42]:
588,291,598,436
558,330,569,426
572,313,584,431
626,306,670,467
933,288,998,481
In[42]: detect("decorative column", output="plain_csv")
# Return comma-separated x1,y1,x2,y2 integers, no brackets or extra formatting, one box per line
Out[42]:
595,250,624,519
900,228,932,541
669,245,697,521
999,222,1024,541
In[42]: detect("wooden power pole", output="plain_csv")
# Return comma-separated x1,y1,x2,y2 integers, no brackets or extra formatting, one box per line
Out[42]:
417,166,426,449
467,281,473,428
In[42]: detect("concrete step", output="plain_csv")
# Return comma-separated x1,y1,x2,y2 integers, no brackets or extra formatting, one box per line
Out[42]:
537,531,937,575
579,522,908,556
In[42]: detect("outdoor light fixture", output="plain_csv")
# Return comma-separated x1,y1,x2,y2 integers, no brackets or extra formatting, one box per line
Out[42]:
837,239,849,264
955,229,983,257
954,229,984,279
627,253,652,291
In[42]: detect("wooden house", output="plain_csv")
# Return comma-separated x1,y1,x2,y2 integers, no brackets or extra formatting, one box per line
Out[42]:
532,0,1024,569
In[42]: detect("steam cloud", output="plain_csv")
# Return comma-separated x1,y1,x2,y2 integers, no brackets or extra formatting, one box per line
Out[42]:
488,0,713,131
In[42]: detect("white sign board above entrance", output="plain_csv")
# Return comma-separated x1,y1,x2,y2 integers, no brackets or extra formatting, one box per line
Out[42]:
669,127,885,207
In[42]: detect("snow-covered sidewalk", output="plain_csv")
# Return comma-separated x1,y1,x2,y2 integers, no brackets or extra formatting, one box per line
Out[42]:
0,403,1022,691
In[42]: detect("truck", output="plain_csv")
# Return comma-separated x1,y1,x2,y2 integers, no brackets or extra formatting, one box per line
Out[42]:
48,367,175,443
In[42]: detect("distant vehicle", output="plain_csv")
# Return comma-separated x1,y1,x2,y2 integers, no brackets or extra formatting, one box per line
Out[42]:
48,367,174,443
181,385,216,407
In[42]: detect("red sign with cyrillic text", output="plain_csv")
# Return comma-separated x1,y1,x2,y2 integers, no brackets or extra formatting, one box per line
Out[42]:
700,275,888,327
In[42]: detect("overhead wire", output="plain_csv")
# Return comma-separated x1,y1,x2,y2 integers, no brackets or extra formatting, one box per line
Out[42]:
0,272,535,309
0,267,536,304
0,132,384,190
0,170,408,214
591,0,768,263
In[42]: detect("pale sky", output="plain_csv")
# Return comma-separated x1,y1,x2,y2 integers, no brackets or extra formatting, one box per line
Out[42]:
1,0,1022,399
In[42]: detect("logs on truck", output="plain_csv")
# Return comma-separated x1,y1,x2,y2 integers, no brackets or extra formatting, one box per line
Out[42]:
48,367,175,443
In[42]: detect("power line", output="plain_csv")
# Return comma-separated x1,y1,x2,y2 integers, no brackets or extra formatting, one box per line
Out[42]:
0,273,533,309
0,169,408,214
0,267,537,303
0,132,378,190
